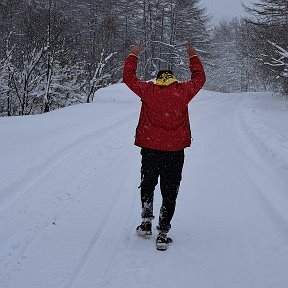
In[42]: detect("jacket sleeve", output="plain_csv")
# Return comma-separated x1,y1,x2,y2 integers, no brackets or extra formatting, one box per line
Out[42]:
182,56,206,103
123,55,151,102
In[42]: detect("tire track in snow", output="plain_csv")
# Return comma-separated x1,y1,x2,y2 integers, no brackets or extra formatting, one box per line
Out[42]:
242,169,288,250
237,96,288,173
0,112,137,215
235,98,288,227
65,155,138,288
233,98,288,272
0,111,138,288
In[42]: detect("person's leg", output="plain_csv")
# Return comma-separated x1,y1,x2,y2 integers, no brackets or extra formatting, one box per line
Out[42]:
139,148,160,220
157,150,185,233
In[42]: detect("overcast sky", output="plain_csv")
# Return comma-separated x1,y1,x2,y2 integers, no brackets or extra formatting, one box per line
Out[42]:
201,0,252,25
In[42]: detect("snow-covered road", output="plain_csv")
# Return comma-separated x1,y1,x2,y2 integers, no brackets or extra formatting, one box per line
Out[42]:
0,84,288,288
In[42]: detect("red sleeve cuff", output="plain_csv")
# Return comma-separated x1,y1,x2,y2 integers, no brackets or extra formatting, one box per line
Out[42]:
128,53,138,59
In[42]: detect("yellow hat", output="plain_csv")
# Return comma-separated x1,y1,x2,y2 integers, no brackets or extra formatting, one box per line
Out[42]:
155,70,178,86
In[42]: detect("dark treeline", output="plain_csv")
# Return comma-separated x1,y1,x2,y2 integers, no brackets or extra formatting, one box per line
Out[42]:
0,0,287,116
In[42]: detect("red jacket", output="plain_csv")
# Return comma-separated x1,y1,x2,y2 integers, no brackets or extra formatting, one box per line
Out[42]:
123,55,206,151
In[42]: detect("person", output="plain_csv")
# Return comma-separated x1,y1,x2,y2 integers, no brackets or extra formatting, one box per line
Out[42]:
123,41,206,250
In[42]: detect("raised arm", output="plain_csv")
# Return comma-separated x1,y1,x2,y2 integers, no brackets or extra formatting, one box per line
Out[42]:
183,41,206,102
123,42,151,101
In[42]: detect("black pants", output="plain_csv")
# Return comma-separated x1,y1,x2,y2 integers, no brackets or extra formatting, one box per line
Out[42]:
140,147,185,233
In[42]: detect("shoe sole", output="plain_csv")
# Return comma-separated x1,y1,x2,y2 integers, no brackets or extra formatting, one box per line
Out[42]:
156,243,168,251
156,237,173,251
136,230,152,237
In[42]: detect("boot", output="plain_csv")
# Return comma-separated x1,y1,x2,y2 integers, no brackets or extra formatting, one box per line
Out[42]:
136,219,152,236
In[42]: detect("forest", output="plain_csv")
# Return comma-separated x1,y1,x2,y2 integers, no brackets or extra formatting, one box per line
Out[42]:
0,0,287,116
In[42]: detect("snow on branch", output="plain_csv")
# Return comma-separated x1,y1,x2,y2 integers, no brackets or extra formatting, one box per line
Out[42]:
86,50,117,103
267,41,288,78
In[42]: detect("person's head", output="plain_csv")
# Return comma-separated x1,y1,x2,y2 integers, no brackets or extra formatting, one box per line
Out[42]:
156,70,174,79
156,70,178,86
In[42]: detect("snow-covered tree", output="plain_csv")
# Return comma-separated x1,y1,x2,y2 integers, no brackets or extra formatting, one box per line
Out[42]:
42,61,86,110
122,0,211,80
267,43,288,79
205,19,243,92
0,0,212,116
0,59,10,116
8,48,46,115
86,51,116,103
243,0,288,94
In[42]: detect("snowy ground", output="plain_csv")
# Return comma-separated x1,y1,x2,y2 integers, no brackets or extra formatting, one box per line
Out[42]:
0,83,288,288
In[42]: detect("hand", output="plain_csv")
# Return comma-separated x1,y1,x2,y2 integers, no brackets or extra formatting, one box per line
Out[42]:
187,40,197,58
130,42,141,57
